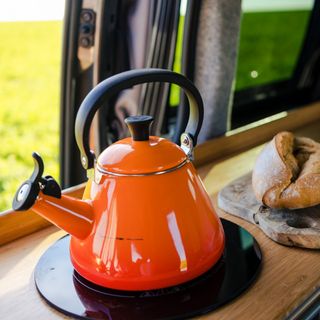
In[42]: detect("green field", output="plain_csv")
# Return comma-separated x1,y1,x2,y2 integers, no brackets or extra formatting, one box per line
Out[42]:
0,10,311,212
236,10,310,90
0,21,62,211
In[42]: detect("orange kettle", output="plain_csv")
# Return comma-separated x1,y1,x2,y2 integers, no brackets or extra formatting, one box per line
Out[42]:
13,69,225,291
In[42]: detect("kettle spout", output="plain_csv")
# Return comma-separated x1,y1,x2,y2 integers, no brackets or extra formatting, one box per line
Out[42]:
32,193,93,239
12,153,93,239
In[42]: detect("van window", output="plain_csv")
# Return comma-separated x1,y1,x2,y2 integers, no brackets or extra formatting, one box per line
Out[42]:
236,0,313,90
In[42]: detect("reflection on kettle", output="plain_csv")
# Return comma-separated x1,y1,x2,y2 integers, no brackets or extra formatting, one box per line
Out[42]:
13,69,225,291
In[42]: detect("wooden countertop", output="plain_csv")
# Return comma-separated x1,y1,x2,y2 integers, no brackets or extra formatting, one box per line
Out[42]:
1,106,320,320
1,145,319,320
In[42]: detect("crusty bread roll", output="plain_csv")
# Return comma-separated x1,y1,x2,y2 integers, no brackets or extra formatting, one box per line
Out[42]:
252,132,320,209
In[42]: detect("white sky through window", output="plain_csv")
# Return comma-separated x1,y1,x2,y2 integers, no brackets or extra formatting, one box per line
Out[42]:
0,0,65,21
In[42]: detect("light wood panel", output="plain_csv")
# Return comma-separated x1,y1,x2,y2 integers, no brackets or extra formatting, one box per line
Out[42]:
0,227,68,320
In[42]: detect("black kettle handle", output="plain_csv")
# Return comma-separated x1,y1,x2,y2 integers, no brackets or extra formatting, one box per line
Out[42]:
75,68,204,169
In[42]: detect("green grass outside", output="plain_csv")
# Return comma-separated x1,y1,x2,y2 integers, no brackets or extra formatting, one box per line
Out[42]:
0,10,312,211
236,10,310,90
0,21,62,211
169,14,184,106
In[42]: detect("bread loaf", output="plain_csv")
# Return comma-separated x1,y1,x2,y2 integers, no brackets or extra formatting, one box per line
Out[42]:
252,132,320,209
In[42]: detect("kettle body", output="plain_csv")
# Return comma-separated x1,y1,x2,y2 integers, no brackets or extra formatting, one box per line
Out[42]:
71,144,224,290
13,69,225,291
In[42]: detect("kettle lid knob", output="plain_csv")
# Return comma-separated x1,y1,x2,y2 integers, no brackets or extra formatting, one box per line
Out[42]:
125,115,154,141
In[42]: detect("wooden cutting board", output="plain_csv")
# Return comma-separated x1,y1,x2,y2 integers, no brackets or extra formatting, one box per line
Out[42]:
217,172,320,249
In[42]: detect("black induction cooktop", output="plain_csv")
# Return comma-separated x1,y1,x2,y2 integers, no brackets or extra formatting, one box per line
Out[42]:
34,219,262,319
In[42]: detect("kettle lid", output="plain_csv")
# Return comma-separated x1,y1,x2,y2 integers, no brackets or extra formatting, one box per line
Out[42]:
97,116,187,175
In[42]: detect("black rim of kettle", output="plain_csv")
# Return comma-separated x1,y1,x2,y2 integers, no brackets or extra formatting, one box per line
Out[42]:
75,68,204,170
